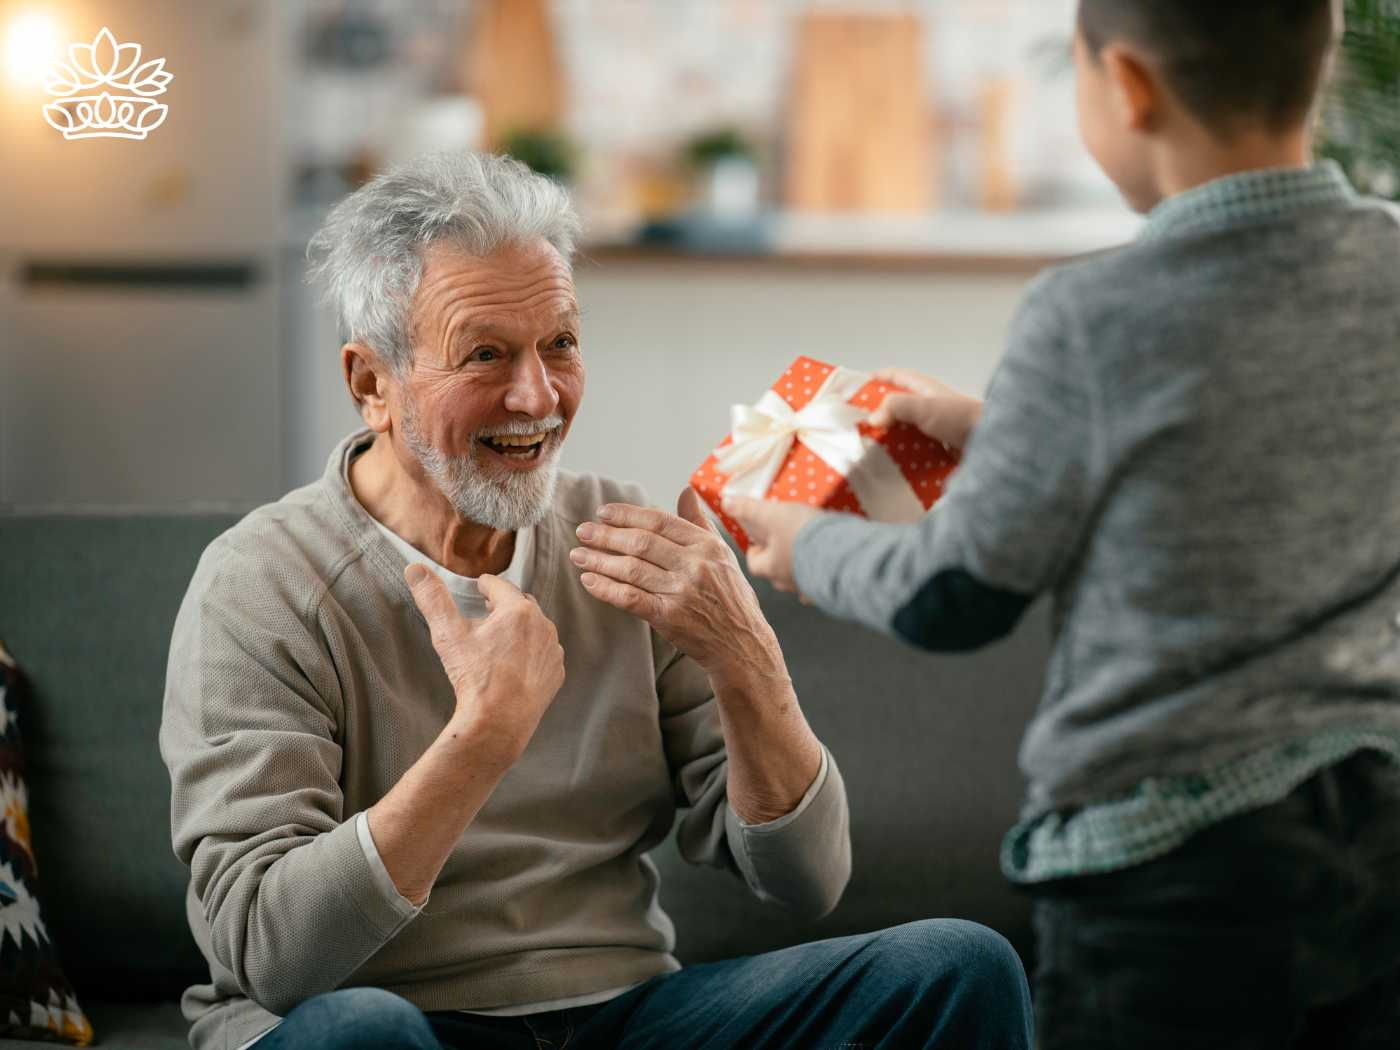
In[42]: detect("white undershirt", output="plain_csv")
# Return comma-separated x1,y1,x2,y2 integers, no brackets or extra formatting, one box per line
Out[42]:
369,515,533,609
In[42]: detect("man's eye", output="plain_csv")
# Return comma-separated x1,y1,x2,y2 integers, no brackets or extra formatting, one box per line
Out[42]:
468,347,499,363
553,335,577,351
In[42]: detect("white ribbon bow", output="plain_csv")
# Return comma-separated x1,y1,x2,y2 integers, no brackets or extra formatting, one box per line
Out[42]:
713,366,926,523
715,368,870,500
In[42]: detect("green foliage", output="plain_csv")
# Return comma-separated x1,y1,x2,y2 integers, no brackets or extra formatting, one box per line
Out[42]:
683,127,757,170
500,128,578,183
1319,0,1400,199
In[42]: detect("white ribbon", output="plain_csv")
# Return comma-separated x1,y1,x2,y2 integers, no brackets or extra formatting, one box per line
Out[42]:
714,366,926,523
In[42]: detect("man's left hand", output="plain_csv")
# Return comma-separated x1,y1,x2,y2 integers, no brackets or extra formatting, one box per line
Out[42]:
571,488,782,678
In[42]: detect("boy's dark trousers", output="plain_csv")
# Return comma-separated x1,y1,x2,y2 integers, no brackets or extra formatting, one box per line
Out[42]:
1025,750,1400,1049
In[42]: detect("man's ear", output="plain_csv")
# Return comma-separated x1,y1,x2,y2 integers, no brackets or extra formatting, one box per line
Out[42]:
342,342,393,433
1101,44,1161,134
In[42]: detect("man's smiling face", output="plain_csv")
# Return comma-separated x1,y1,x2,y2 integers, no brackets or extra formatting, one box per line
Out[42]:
396,237,585,531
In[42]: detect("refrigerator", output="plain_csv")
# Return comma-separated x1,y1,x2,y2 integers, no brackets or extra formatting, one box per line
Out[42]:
0,0,287,510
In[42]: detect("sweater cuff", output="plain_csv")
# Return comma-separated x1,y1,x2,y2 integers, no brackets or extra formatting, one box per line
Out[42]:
724,746,850,918
730,748,829,832
354,811,428,924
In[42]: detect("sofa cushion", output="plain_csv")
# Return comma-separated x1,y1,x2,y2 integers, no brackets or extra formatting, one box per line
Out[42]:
0,647,93,1046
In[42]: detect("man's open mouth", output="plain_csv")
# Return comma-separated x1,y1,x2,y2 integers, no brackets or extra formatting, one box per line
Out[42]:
478,431,553,462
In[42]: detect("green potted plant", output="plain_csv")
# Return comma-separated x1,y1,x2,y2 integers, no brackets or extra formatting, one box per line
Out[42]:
500,128,578,184
682,126,762,220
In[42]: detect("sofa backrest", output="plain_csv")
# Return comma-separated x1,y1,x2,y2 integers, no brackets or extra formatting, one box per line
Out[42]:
0,512,1047,1001
0,514,240,999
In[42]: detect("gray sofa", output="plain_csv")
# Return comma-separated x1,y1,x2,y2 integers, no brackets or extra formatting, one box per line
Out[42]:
0,512,1047,1048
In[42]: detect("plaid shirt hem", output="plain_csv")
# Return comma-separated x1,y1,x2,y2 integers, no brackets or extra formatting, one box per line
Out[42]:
1003,730,1400,883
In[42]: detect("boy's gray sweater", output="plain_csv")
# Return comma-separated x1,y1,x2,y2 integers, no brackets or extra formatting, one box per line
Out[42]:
794,182,1400,815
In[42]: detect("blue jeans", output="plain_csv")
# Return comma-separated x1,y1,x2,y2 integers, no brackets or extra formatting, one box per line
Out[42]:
252,919,1033,1049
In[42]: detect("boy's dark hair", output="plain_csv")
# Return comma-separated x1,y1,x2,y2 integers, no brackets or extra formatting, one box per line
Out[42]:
1077,0,1339,139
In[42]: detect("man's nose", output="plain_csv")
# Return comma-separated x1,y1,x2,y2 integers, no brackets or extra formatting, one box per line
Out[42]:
502,351,560,420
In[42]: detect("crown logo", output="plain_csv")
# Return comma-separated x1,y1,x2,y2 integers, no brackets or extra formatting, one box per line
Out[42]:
41,26,172,141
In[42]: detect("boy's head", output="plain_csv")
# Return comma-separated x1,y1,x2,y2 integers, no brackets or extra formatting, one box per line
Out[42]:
1074,0,1341,212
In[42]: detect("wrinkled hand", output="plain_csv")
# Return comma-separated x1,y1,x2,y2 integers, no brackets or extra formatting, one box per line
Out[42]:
720,495,820,595
405,565,565,758
571,488,782,678
868,367,982,450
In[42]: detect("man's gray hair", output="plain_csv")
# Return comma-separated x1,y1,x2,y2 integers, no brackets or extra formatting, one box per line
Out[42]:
306,151,582,379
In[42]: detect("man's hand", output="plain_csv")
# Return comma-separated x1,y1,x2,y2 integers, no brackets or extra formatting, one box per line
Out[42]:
570,487,783,679
869,367,983,450
574,489,826,826
720,495,821,596
367,567,566,907
405,565,565,759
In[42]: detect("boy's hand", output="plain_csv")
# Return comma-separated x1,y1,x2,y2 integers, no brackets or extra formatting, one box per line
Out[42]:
722,494,820,595
869,368,983,450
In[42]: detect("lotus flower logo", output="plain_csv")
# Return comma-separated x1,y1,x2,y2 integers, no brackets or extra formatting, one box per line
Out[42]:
41,26,172,141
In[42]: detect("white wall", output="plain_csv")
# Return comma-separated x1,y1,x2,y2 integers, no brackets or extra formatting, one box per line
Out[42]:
285,260,1034,504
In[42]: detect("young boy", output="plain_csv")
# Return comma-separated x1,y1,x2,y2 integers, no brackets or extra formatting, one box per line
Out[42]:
727,1,1400,1046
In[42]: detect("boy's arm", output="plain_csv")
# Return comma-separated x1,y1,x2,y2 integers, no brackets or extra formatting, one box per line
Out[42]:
793,274,1101,651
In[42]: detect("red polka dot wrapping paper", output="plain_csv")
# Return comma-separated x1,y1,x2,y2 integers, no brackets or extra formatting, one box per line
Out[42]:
690,355,961,551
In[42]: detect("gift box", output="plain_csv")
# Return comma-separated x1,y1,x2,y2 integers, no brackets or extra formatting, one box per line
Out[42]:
691,356,960,550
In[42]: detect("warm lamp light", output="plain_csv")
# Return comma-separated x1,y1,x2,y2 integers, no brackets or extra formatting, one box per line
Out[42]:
3,8,64,91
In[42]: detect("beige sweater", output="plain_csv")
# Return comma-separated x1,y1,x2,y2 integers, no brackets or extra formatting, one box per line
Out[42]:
160,429,851,1050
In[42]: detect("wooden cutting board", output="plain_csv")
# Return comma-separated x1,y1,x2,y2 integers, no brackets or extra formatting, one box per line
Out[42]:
784,12,935,213
464,0,565,148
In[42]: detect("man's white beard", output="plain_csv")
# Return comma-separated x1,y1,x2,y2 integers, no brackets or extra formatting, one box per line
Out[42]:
400,396,562,532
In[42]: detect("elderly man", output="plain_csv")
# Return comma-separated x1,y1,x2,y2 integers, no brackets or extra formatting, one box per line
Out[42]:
159,152,1032,1050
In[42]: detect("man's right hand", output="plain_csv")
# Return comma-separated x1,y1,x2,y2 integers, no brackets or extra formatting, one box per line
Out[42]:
405,565,565,759
868,368,983,450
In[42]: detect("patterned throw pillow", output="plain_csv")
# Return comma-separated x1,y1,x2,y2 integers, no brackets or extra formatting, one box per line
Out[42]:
0,641,93,1046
